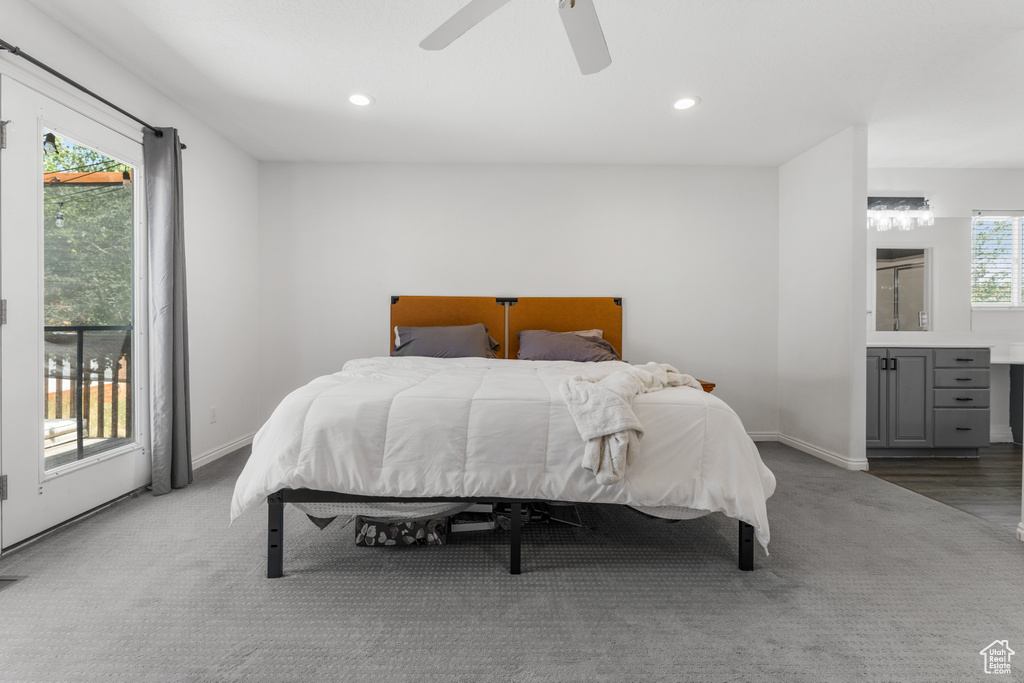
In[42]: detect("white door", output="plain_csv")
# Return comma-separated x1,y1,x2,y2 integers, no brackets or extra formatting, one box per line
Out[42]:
1,75,150,550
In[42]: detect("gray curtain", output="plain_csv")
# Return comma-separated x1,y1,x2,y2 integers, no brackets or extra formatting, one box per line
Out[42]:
144,127,192,495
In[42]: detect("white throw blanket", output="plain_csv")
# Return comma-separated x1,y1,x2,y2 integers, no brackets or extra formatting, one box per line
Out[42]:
560,363,703,485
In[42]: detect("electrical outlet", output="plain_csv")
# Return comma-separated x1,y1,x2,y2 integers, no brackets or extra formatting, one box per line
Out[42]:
210,406,217,423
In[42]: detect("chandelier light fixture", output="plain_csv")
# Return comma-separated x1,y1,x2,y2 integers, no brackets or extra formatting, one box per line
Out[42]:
867,197,933,231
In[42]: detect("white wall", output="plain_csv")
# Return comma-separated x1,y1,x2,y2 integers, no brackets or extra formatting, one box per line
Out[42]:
868,168,1024,443
778,127,869,469
3,0,262,464
258,163,780,437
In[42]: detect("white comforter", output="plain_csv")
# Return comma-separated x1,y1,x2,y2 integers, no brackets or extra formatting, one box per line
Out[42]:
231,357,776,549
561,362,704,485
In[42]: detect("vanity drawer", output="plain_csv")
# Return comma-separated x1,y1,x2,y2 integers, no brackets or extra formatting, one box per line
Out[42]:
934,368,989,389
934,409,991,447
934,388,990,408
934,348,990,368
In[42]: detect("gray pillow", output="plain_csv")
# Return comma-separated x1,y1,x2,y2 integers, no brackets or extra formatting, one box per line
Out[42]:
516,330,620,362
392,324,500,358
567,329,603,339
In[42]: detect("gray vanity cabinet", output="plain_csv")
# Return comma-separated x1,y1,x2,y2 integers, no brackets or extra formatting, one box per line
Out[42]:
932,348,990,448
867,347,932,450
866,349,886,447
867,347,990,457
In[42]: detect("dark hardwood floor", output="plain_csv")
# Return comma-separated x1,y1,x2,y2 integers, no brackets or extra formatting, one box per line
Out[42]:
867,443,1022,531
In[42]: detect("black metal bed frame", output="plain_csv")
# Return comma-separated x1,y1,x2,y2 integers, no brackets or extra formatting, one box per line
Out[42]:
267,488,755,577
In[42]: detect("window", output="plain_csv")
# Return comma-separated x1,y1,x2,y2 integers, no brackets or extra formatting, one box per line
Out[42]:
43,131,137,470
971,211,1024,306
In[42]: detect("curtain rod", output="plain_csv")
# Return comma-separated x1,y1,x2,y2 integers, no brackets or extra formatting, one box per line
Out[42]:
0,37,186,149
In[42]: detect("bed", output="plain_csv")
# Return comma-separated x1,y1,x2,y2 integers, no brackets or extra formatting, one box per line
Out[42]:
231,296,775,576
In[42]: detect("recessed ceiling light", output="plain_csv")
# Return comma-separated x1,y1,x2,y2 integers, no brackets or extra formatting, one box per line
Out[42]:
349,93,375,106
672,96,701,111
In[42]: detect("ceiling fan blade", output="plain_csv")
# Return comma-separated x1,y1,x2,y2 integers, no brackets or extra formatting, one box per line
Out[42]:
420,0,516,50
557,0,611,75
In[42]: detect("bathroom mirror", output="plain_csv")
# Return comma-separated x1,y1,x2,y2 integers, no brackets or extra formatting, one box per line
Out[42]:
876,248,928,331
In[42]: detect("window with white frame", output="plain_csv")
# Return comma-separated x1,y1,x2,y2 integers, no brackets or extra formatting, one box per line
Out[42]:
971,211,1024,306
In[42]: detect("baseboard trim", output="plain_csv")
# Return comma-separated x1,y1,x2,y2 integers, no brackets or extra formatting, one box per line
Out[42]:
990,426,1014,444
746,432,778,442
778,433,869,471
193,434,254,470
1018,522,1024,543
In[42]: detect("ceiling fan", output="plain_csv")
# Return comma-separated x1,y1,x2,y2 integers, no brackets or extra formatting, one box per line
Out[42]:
420,0,612,75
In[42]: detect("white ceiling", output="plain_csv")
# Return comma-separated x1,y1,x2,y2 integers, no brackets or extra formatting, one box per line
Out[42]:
20,0,1024,167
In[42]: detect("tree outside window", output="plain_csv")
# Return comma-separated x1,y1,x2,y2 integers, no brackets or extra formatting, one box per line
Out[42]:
971,216,1022,307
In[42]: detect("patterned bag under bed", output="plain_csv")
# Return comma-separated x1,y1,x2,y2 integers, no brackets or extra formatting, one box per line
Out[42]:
354,516,449,546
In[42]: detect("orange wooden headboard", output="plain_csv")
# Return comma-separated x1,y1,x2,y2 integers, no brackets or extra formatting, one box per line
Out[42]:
389,296,623,360
508,297,623,360
389,296,506,354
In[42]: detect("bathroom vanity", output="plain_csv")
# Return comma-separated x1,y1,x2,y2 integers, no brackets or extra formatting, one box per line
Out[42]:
867,346,991,457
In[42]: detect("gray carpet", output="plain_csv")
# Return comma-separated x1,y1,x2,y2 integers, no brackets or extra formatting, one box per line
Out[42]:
0,442,1022,682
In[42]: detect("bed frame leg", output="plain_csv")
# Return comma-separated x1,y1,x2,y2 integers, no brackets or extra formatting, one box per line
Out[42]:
268,492,284,578
510,502,522,575
738,521,754,571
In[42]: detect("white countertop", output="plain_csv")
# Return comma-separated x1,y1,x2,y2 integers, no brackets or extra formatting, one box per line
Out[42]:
867,342,1024,363
866,343,991,348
